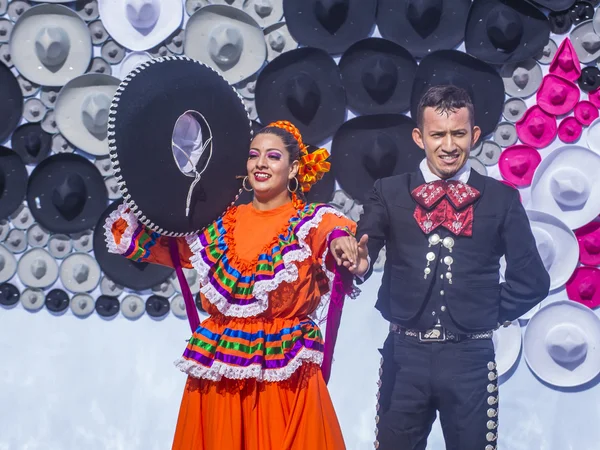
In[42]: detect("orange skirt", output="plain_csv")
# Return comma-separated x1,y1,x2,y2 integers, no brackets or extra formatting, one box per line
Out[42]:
171,363,346,450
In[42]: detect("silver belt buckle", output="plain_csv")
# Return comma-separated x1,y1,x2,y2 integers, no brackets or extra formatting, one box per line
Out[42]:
418,324,446,342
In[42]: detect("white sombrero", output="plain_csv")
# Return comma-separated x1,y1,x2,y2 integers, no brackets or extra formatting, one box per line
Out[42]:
54,73,120,156
585,117,600,154
243,0,284,29
98,0,183,51
524,300,600,387
492,320,522,378
59,252,101,293
121,294,146,320
184,4,267,84
529,145,600,230
264,21,298,62
17,247,59,289
570,20,600,64
526,210,579,291
118,51,152,79
70,293,95,317
10,4,92,87
0,244,17,284
171,268,200,295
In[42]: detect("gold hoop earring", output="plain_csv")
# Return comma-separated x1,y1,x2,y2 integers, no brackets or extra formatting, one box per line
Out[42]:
288,177,299,193
242,176,253,192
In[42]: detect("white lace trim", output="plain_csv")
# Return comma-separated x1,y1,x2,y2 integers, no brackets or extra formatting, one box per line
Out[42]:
173,346,324,382
185,205,349,318
103,203,140,255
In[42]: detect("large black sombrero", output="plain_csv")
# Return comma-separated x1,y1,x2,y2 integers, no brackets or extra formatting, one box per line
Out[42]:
377,0,471,59
0,61,23,143
255,47,346,144
0,147,28,220
465,0,550,64
331,114,423,203
108,56,252,236
283,0,377,54
26,153,108,233
339,38,417,115
410,50,505,138
93,201,173,291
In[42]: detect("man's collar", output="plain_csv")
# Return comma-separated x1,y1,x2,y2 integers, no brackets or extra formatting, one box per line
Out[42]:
419,158,472,184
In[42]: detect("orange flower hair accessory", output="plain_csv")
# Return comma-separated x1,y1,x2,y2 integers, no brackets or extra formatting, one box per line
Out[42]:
267,121,331,193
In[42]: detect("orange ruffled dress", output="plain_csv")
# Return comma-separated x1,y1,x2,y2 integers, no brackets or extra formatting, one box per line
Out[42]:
104,201,356,450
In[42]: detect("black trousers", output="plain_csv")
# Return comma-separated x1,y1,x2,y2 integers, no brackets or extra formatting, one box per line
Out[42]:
376,332,499,450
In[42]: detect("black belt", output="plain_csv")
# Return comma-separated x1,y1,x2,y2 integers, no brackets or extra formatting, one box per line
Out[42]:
390,323,493,343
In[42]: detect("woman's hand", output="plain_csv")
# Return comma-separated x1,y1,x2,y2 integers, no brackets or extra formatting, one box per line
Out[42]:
330,235,370,276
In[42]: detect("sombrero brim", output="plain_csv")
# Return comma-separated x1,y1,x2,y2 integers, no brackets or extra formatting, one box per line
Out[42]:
570,21,600,64
98,0,183,51
0,63,23,143
465,0,550,64
331,114,423,203
498,145,541,187
0,244,17,284
26,153,108,233
255,47,346,144
377,0,471,59
527,210,579,291
54,74,120,156
524,300,600,387
283,0,376,54
10,4,92,86
339,38,417,115
410,50,505,138
185,5,266,84
93,201,173,291
0,147,28,220
530,145,600,230
108,56,252,236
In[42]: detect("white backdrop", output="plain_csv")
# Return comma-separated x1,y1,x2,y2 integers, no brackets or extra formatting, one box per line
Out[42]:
2,274,600,450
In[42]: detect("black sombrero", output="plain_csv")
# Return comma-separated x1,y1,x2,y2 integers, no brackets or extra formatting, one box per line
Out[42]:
410,50,505,138
0,61,23,143
93,201,174,292
10,123,52,165
282,0,377,54
465,0,550,64
255,47,346,144
377,0,471,59
531,0,576,10
26,153,108,233
108,56,252,237
0,146,28,220
339,38,417,115
331,114,423,203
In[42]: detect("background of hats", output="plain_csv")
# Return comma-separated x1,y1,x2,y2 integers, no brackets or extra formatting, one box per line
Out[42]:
2,0,600,449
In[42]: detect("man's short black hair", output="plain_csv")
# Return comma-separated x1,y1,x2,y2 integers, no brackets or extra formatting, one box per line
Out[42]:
416,85,475,130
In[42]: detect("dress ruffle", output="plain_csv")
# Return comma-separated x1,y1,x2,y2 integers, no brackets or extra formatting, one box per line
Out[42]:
103,203,141,255
174,318,324,382
185,203,346,318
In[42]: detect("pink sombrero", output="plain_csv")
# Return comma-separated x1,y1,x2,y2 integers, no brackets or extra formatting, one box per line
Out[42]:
566,267,600,309
558,116,582,143
574,100,599,126
537,74,580,116
589,88,600,108
575,221,600,266
516,105,557,148
549,38,581,82
498,144,541,187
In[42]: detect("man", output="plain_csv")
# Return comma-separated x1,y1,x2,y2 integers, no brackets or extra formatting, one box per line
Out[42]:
332,85,550,450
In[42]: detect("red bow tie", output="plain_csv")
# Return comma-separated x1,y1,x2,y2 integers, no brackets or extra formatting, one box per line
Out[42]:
411,180,481,236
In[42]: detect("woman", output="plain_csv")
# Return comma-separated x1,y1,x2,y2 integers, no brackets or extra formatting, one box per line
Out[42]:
104,121,367,449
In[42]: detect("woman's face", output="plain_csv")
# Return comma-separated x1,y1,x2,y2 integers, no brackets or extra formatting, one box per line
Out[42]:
246,133,299,198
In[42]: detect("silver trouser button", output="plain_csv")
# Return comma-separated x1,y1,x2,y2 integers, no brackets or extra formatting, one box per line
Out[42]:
487,395,498,405
487,420,497,430
485,445,495,450
486,432,497,442
487,408,497,418
487,383,497,393
488,372,498,381
487,361,496,371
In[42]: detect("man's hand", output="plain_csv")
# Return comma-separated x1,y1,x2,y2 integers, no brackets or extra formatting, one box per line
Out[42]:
329,234,370,276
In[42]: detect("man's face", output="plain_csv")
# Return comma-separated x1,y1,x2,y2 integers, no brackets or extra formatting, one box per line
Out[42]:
412,106,481,180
